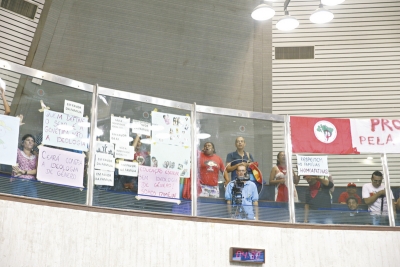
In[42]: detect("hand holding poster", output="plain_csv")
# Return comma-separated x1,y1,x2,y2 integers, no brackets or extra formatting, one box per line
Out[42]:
0,115,19,165
296,155,329,176
138,165,180,199
37,146,85,187
42,110,89,151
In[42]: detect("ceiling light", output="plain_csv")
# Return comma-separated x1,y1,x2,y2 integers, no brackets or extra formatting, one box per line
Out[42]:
276,10,299,31
310,4,334,24
251,1,275,21
321,0,345,6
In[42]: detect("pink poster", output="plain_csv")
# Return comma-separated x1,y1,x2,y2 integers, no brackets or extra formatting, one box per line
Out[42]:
138,165,180,199
37,146,85,187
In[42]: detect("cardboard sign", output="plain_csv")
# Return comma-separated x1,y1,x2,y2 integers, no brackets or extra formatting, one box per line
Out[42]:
118,161,139,176
42,110,89,151
94,153,115,171
114,144,135,160
138,165,180,199
0,114,19,165
94,170,114,186
37,146,85,187
296,155,329,176
64,100,84,117
131,119,151,136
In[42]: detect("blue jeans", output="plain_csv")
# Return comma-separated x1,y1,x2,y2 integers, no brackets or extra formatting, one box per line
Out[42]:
371,215,389,226
12,178,38,198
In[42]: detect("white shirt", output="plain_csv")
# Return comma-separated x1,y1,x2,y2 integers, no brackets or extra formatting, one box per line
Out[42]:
362,183,394,215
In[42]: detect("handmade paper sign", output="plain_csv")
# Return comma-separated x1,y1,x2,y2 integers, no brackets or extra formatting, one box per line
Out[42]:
114,144,135,160
95,141,114,157
94,153,115,171
64,100,84,117
151,112,191,147
131,119,151,136
151,143,191,178
118,161,138,176
42,110,89,151
138,165,180,199
37,146,85,187
296,155,329,176
0,115,19,165
94,170,114,186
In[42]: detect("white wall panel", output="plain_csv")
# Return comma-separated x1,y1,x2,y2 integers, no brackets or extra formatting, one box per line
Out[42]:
272,0,400,186
0,0,44,114
1,199,399,267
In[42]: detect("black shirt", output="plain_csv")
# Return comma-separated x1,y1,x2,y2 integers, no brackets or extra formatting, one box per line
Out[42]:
305,181,334,210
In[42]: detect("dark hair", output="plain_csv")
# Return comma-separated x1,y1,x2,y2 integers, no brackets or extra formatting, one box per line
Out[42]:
22,134,35,143
346,196,358,205
276,151,284,165
204,142,216,153
371,170,383,179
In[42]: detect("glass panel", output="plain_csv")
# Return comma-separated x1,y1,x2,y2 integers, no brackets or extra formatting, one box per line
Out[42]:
294,154,391,226
386,154,400,227
0,69,92,204
94,91,192,215
196,113,289,222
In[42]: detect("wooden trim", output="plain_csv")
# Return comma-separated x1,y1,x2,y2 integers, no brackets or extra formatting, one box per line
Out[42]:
1,193,399,232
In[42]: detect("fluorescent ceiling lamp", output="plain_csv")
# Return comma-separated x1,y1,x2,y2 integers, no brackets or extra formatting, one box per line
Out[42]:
251,1,275,21
321,0,345,6
310,4,334,24
276,11,299,31
197,133,211,139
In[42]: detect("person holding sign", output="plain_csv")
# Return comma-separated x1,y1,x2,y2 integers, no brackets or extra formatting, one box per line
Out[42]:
11,134,38,198
269,151,299,202
0,78,11,115
198,142,227,198
303,175,334,224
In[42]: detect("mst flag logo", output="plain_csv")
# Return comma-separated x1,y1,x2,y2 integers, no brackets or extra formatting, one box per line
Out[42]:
314,120,337,144
291,116,356,154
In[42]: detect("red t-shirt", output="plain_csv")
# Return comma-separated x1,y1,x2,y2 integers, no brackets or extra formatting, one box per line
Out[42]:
338,192,362,204
198,152,225,186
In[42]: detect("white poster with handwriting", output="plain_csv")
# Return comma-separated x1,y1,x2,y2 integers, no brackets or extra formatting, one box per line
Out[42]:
64,100,84,117
0,115,19,165
118,161,139,177
138,165,180,199
131,119,151,136
94,170,114,186
151,143,191,178
296,155,329,176
95,153,115,171
151,112,191,147
114,144,135,160
37,146,85,187
42,110,89,151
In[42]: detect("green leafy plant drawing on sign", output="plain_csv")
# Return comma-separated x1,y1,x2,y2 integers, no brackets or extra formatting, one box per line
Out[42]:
317,124,334,141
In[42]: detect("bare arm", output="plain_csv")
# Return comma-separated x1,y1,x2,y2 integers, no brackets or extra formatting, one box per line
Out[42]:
363,190,385,205
316,176,330,186
223,170,230,186
1,89,10,115
269,166,284,185
293,169,300,185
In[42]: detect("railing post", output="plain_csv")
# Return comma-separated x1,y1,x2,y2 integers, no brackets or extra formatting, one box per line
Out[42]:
191,103,198,216
284,115,296,224
380,153,395,227
86,84,99,206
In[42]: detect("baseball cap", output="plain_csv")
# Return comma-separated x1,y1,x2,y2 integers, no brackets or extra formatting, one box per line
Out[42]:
347,183,356,187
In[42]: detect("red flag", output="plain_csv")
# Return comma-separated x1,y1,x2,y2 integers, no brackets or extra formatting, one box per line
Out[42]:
290,116,358,154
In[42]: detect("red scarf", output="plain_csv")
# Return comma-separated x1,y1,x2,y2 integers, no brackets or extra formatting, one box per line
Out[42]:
309,181,321,198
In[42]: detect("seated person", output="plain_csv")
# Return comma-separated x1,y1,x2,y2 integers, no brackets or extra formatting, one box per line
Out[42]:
338,183,361,204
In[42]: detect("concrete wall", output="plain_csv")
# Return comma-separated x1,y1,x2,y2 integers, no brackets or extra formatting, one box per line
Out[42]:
1,198,399,267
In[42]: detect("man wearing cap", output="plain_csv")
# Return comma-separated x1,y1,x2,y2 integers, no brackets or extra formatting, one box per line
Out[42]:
362,170,395,225
338,183,362,204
